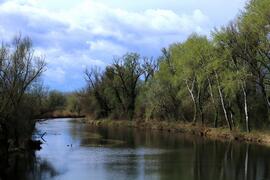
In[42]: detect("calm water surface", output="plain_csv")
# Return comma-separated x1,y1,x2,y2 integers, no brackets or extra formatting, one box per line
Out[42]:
13,118,270,180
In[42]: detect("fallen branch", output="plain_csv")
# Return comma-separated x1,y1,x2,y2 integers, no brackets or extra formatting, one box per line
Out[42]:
40,132,47,142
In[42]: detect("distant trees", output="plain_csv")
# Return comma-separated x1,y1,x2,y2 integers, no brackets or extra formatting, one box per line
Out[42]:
47,90,67,111
0,36,46,149
36,90,84,118
82,0,270,133
66,93,82,115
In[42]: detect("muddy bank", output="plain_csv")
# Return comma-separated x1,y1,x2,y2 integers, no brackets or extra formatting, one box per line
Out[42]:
86,119,270,147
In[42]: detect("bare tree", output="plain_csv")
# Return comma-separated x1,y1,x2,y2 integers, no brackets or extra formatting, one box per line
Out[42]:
0,35,46,149
112,53,145,120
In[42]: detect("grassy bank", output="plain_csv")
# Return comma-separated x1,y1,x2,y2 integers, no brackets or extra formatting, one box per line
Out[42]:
86,119,270,147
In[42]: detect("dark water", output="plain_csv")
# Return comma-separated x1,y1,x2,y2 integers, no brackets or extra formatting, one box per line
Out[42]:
3,118,270,180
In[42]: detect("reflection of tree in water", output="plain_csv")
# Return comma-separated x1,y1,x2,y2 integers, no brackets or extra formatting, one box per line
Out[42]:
69,122,136,148
156,140,270,180
0,151,59,180
221,143,270,180
57,121,270,180
28,158,59,180
103,152,140,180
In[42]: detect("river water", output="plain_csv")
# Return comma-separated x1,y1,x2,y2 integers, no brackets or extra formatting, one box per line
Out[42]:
9,118,270,180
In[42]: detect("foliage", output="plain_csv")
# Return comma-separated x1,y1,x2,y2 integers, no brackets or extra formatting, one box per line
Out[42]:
81,0,270,133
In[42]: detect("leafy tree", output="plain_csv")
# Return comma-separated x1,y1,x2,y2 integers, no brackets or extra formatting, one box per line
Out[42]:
81,0,270,133
145,48,182,120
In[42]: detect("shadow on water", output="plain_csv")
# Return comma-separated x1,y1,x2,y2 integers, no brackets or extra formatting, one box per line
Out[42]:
2,118,270,180
0,150,59,180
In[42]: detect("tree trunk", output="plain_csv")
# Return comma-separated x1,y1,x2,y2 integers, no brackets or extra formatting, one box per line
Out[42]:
208,78,219,127
0,122,9,155
259,77,270,109
214,111,219,128
215,72,232,131
241,83,250,132
186,79,197,124
197,87,204,125
128,91,136,121
228,101,235,128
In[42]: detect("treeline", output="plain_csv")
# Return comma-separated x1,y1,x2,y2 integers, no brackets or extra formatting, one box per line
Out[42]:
39,90,83,118
82,0,270,132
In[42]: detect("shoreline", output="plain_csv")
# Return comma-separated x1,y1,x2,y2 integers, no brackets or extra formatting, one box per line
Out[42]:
86,119,270,147
37,115,85,120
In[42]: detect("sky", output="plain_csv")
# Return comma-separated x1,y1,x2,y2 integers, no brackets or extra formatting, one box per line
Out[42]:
0,0,248,91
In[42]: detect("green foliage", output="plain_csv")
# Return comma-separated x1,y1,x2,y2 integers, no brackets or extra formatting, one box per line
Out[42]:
81,0,269,132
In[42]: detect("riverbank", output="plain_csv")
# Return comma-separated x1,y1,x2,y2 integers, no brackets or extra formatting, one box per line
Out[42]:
86,119,270,147
38,110,85,119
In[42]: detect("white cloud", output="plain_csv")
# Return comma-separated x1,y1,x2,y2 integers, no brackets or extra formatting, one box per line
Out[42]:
88,40,128,55
44,67,66,84
0,0,247,91
192,9,208,23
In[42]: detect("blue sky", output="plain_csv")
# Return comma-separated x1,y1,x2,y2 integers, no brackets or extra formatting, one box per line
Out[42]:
0,0,247,91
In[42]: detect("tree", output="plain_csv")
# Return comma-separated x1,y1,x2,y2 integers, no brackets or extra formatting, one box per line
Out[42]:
145,48,182,121
0,35,46,149
84,67,111,118
172,34,214,125
213,24,251,131
111,53,144,119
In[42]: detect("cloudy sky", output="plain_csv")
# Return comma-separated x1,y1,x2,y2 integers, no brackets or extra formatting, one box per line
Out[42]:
0,0,247,91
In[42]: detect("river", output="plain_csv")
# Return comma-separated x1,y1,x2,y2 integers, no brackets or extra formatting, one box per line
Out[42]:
7,118,270,180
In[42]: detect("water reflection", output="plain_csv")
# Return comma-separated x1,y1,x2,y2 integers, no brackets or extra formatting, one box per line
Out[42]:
0,151,59,180
2,118,270,180
75,121,270,180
